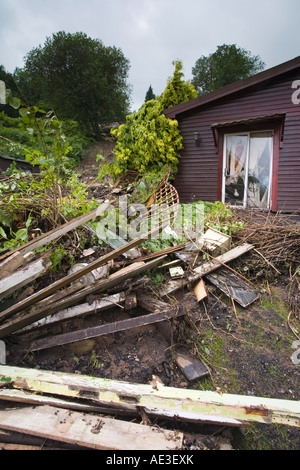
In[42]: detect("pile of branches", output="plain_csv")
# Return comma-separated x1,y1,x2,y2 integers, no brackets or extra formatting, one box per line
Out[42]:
232,210,300,275
231,210,300,335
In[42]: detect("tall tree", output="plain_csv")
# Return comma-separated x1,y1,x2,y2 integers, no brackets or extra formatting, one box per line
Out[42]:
19,32,131,139
145,85,156,102
160,60,197,109
192,44,265,95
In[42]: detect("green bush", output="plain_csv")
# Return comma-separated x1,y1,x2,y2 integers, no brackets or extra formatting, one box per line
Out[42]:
0,112,92,166
107,61,198,181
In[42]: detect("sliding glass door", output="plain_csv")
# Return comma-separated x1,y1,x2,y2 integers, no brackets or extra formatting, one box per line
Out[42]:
222,131,273,209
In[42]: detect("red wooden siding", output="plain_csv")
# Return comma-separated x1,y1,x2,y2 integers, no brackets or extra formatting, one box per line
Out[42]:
173,71,300,212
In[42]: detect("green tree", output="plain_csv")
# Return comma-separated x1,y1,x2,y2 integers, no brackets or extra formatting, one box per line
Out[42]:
192,44,265,95
108,60,197,180
145,85,156,102
160,60,197,109
19,31,131,139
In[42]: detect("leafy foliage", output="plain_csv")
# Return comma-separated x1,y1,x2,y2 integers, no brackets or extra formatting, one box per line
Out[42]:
107,61,197,180
160,60,197,109
109,99,182,179
192,44,265,94
0,101,97,255
145,85,156,102
0,111,92,165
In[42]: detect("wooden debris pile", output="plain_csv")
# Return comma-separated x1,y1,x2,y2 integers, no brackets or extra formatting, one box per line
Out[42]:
0,188,299,449
0,201,255,350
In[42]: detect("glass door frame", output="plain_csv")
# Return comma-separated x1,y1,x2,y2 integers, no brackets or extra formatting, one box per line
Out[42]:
222,130,274,209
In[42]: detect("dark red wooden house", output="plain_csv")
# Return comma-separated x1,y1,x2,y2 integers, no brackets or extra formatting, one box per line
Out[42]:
164,56,300,213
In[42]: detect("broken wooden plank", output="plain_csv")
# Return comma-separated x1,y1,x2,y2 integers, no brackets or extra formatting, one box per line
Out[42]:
205,267,259,308
124,292,137,310
28,281,85,313
194,279,208,302
136,291,171,313
2,365,299,427
0,404,183,451
0,251,33,280
0,388,140,421
192,243,254,277
174,346,209,381
0,257,166,338
0,388,113,414
200,227,231,256
0,229,165,325
169,266,184,279
28,304,185,351
158,243,254,298
16,292,126,334
0,427,87,450
0,257,52,301
0,202,111,262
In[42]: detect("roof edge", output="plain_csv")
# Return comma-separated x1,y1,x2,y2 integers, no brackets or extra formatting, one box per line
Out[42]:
164,56,300,118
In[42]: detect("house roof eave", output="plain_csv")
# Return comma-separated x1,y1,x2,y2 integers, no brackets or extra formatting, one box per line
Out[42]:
164,56,300,119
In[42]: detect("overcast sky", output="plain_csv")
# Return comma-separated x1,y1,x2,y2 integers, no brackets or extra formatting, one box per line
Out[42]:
1,0,300,111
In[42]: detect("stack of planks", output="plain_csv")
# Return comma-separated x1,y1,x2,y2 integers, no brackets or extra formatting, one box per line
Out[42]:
0,364,299,450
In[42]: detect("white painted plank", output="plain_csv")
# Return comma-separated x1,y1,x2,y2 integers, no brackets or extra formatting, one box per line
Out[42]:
0,257,52,300
1,365,299,427
0,405,183,450
18,292,126,333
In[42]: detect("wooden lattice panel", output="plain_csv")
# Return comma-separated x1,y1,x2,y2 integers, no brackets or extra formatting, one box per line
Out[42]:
146,180,179,231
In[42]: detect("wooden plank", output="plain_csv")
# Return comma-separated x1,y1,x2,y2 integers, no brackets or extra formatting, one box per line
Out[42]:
0,202,111,261
0,252,33,280
0,429,86,450
0,405,183,450
200,227,231,256
0,257,52,301
28,304,185,351
0,229,163,324
28,281,85,313
2,365,300,427
194,279,208,302
17,292,126,334
0,388,140,418
193,243,254,276
136,290,171,313
174,346,209,381
0,388,110,414
0,257,166,338
158,243,254,298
